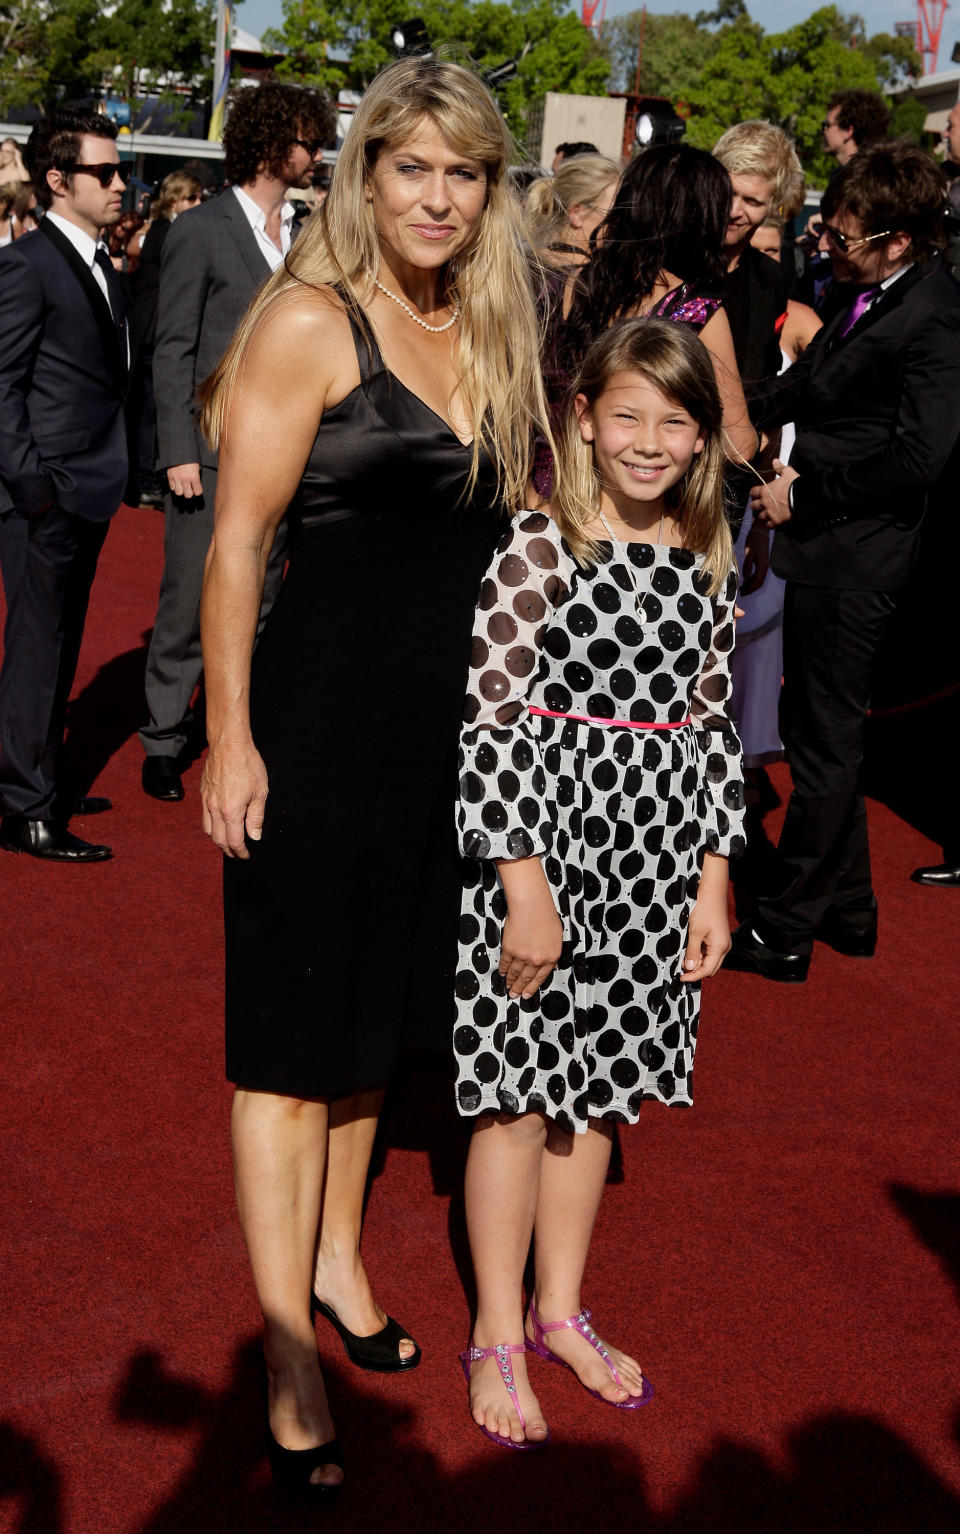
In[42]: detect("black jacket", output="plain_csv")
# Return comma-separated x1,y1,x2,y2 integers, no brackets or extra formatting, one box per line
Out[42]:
751,261,960,590
0,218,136,520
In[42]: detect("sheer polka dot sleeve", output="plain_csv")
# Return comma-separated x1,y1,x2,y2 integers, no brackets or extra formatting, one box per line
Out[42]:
458,512,572,862
689,568,747,859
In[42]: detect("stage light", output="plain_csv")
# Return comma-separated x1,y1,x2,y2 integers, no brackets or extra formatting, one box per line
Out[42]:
391,18,430,55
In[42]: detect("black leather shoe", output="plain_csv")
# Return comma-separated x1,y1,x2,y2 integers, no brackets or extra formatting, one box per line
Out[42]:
0,816,112,861
142,756,184,802
817,905,877,957
725,923,810,983
71,796,112,816
911,862,960,888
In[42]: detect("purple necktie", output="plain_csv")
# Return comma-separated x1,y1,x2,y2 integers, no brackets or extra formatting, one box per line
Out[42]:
839,285,880,338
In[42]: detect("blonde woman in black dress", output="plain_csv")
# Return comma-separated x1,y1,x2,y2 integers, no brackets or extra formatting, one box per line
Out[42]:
198,58,554,1501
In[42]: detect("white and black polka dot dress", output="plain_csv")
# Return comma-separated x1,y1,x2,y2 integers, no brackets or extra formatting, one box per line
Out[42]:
454,511,745,1133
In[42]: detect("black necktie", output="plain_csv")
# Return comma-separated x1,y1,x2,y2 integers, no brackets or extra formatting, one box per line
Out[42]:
93,245,128,365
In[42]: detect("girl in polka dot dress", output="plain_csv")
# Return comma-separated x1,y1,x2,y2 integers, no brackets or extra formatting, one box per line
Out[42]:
455,318,746,1448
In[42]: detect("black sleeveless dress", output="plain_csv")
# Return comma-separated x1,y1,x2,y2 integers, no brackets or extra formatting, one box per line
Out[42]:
223,313,502,1096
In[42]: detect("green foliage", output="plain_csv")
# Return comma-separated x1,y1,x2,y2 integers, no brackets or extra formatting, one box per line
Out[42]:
0,0,216,120
264,0,609,139
602,12,716,101
602,3,924,189
890,94,928,143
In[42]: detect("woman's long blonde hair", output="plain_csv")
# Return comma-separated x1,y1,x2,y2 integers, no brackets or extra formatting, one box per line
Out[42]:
551,319,733,596
200,56,554,509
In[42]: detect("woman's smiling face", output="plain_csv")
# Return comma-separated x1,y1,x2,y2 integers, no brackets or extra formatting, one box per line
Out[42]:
365,120,488,276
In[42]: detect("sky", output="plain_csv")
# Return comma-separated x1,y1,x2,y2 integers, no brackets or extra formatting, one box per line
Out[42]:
234,0,960,67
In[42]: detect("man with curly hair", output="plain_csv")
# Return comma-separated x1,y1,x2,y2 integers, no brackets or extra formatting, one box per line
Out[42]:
822,90,891,168
141,82,335,803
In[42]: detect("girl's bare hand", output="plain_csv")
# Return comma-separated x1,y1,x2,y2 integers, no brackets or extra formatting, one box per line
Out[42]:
680,897,731,981
499,902,563,999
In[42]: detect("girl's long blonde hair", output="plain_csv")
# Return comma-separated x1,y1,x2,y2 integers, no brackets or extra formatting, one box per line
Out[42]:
199,55,554,509
551,318,734,597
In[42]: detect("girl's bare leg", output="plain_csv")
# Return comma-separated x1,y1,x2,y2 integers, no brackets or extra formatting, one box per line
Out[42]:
232,1088,343,1487
463,1111,549,1444
528,1118,646,1402
312,1086,416,1361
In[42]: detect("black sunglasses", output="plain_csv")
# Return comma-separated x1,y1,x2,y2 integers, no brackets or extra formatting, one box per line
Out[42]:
820,222,892,253
66,161,134,188
293,138,324,157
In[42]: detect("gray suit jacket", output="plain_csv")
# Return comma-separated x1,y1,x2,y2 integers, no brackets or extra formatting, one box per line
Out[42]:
153,189,276,471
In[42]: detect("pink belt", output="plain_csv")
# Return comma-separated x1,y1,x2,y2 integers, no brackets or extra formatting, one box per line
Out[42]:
528,707,691,730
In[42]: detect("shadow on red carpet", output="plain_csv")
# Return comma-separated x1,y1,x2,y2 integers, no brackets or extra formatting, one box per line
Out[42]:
3,507,960,1534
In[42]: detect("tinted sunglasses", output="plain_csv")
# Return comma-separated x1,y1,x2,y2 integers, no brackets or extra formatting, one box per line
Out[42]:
66,161,134,188
820,222,892,253
293,138,324,156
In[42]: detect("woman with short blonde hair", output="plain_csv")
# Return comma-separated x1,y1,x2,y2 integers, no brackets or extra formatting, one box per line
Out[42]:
197,55,554,1502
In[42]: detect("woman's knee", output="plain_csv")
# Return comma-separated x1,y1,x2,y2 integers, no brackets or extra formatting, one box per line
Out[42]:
232,1087,330,1130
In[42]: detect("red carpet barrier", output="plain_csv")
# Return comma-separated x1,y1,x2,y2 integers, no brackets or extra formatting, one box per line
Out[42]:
1,508,959,1532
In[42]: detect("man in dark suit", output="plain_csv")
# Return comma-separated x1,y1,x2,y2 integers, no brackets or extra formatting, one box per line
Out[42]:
0,110,134,861
727,141,960,980
140,82,334,802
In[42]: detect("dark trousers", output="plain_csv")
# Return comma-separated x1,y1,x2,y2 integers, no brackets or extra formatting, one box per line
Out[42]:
139,466,287,760
755,582,896,953
0,506,109,818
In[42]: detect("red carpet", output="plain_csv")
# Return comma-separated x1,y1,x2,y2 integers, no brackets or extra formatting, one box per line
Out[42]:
2,506,959,1533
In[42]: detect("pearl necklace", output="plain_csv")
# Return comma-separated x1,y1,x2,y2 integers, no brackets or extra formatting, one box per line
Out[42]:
597,506,666,622
374,278,460,333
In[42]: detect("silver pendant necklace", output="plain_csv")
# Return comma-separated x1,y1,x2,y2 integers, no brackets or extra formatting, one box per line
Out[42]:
597,505,665,622
374,278,460,333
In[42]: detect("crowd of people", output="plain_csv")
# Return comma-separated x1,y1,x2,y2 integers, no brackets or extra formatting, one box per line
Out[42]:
1,62,958,1502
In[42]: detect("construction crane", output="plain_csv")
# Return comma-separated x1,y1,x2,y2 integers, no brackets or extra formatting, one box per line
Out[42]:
895,0,949,76
582,0,607,32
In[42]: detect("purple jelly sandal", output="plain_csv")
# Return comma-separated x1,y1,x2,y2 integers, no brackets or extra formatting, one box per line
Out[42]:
459,1341,550,1450
525,1300,654,1410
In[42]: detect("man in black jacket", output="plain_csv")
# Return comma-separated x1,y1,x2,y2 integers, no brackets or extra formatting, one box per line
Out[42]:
727,142,960,979
713,119,800,390
0,110,134,861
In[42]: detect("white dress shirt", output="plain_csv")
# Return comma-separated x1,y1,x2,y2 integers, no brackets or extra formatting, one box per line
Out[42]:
232,184,294,272
44,211,129,361
862,262,913,316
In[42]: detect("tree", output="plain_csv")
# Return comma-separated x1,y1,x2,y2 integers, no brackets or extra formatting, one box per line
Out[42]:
0,0,216,123
264,0,609,139
599,4,923,186
601,11,716,100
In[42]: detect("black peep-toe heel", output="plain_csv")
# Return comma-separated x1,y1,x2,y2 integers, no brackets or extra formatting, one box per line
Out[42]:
266,1424,344,1504
312,1293,422,1373
261,1356,344,1503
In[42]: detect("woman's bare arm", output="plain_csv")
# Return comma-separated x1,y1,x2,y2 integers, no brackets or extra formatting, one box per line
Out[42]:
700,306,760,466
780,299,822,365
200,291,353,858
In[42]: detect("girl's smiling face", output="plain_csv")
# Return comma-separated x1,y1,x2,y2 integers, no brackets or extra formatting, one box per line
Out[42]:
576,370,705,516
